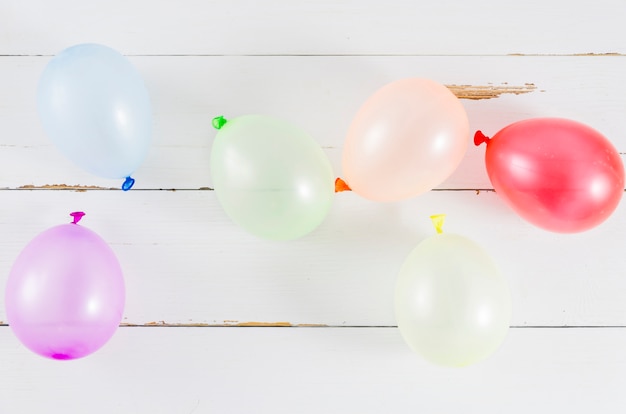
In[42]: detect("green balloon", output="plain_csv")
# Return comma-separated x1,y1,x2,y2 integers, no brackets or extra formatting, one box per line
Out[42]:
395,233,511,367
210,115,334,240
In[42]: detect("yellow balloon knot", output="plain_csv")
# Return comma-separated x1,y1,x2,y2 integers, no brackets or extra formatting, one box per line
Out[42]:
430,214,446,234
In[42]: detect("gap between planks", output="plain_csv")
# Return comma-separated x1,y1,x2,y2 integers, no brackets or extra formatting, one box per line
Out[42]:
118,322,626,329
9,186,498,192
0,322,624,328
1,53,625,57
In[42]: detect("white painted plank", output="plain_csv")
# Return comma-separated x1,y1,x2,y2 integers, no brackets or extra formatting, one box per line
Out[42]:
0,55,624,190
0,326,624,413
2,0,625,56
0,189,623,327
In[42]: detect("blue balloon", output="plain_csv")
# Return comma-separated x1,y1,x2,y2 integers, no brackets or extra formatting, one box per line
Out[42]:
37,44,152,190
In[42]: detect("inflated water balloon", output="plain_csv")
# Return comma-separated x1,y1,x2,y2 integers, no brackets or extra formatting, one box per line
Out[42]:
475,118,624,233
37,43,152,190
5,212,125,360
210,115,334,240
395,215,511,367
343,78,470,201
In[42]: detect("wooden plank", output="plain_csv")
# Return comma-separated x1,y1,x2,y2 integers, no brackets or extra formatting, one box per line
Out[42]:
0,326,624,413
0,55,624,190
1,0,625,56
0,189,623,327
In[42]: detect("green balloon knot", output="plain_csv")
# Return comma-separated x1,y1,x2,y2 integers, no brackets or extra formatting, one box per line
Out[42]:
212,116,228,130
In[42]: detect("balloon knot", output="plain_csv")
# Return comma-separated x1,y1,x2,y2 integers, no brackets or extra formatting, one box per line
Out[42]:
122,176,135,191
430,214,446,234
212,116,228,130
335,177,352,193
70,211,86,224
474,130,490,146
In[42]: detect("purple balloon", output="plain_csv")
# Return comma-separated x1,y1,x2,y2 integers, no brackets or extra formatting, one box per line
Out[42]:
5,213,125,360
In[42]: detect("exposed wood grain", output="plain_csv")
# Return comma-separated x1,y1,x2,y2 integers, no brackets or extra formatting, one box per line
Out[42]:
235,321,292,327
447,83,538,100
18,184,116,191
123,321,295,327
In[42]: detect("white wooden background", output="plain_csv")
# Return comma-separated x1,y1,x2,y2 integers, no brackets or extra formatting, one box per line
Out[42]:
1,1,625,412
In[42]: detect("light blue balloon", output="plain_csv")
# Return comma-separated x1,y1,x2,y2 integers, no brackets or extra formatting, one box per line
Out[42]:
37,44,152,189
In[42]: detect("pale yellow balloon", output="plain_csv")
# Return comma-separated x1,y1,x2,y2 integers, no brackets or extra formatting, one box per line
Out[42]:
395,233,511,367
342,78,469,202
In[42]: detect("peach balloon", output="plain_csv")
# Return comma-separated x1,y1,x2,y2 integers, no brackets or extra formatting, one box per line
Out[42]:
342,78,469,201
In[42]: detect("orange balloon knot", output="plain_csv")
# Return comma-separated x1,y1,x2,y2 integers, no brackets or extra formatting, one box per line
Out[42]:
474,130,491,146
335,177,352,192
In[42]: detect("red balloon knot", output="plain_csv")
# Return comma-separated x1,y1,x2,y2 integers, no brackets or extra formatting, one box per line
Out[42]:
474,130,491,146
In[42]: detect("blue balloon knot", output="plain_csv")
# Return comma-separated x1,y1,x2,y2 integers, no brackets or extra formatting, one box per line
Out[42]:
122,176,135,191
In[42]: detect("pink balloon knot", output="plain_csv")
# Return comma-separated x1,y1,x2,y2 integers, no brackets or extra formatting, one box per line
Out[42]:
474,130,490,146
70,211,86,224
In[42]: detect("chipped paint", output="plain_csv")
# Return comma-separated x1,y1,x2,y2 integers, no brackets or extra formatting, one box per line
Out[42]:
235,321,292,327
221,320,293,327
19,184,115,191
573,52,623,56
144,321,167,326
120,321,300,327
446,83,537,100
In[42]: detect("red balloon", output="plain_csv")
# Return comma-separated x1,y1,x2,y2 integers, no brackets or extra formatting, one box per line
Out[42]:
475,118,624,233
